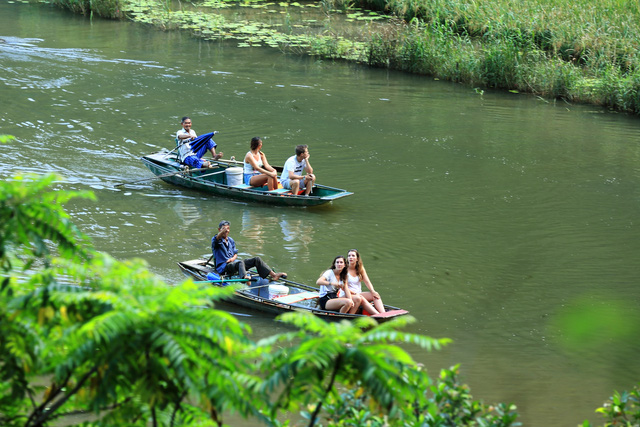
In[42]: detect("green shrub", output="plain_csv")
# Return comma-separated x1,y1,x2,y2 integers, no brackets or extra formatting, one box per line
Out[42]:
584,384,640,427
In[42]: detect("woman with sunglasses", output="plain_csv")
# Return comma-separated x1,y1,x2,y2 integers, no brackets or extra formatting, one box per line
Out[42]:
343,249,386,314
316,256,361,313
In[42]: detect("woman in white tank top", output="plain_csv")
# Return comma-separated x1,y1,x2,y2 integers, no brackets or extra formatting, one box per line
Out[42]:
243,137,278,190
315,256,361,313
344,249,386,314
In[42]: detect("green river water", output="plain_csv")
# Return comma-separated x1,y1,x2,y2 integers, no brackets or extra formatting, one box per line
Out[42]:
2,3,640,425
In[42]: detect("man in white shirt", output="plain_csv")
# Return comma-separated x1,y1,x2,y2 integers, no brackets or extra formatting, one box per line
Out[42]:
280,144,315,196
176,116,222,168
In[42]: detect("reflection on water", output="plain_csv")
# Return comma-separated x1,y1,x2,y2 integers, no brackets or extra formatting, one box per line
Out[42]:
172,200,202,229
239,209,316,260
280,217,314,257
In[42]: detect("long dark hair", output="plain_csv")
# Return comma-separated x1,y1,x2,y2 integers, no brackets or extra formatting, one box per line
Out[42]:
348,249,364,280
250,137,262,151
331,255,348,284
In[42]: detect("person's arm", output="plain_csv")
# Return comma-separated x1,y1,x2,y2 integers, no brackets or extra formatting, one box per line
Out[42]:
177,129,196,141
214,233,236,263
260,152,278,176
361,268,380,299
248,152,276,177
316,271,335,287
342,281,352,299
303,154,313,175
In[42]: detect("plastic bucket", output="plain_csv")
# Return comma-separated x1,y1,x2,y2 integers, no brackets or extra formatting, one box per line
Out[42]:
268,284,289,300
225,167,243,186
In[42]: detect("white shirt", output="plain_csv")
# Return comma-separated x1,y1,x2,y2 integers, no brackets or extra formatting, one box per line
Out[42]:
280,155,307,183
176,129,197,162
319,269,341,298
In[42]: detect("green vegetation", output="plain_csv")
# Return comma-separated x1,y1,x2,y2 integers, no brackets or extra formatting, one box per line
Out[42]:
48,0,127,18
43,0,640,114
584,384,640,427
1,136,519,425
354,0,640,113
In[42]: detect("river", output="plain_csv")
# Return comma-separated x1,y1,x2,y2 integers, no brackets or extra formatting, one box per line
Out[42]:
2,2,640,425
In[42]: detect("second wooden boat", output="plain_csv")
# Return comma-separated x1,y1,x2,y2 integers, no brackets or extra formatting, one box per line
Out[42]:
178,258,409,323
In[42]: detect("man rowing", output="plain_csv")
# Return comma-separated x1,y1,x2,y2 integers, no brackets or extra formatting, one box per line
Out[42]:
176,116,222,168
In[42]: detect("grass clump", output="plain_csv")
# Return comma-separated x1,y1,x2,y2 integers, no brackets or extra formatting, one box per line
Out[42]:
350,0,640,113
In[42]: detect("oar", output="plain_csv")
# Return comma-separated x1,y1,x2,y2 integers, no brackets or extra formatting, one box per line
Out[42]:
113,166,212,188
198,170,226,179
194,278,252,284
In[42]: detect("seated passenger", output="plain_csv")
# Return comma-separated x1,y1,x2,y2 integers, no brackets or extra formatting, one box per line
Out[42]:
280,144,315,196
212,220,286,281
339,249,385,314
176,116,222,168
243,137,279,190
316,256,360,314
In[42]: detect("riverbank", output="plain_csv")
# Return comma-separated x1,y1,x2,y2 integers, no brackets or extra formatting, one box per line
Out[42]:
48,0,640,114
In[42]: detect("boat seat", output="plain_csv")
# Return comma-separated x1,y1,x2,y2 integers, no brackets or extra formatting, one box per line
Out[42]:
234,183,252,189
268,188,290,194
274,291,319,304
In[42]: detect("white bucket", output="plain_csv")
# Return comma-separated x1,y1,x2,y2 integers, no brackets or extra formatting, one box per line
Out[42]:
225,167,243,186
268,284,289,300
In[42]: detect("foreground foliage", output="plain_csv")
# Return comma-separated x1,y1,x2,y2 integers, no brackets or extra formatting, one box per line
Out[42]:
0,142,521,426
584,384,640,427
6,130,637,425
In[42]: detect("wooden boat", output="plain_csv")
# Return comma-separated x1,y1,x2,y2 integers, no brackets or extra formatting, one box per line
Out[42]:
140,150,353,207
178,258,409,323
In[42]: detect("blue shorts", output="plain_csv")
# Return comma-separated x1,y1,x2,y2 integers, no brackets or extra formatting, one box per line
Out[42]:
281,179,305,190
244,173,259,185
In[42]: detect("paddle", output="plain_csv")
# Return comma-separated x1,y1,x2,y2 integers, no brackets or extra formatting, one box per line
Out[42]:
113,166,213,188
194,278,253,284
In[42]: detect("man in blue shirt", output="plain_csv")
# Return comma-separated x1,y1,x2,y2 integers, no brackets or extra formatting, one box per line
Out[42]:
211,220,287,281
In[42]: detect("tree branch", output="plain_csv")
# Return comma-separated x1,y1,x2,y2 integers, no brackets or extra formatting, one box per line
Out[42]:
309,353,343,427
27,364,99,427
25,370,73,426
170,391,188,427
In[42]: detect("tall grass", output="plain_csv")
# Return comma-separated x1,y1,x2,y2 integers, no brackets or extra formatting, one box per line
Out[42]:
348,0,640,113
47,0,640,113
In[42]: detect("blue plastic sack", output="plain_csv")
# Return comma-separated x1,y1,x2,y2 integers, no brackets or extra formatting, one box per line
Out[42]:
206,271,221,281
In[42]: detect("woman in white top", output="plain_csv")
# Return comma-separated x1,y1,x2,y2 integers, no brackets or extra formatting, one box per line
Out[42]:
344,249,385,314
316,256,361,314
243,137,278,190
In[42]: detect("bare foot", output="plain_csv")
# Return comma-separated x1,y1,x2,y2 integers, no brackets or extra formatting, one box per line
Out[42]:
270,272,287,281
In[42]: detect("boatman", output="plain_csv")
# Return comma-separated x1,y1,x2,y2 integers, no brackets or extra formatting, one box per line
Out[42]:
212,220,287,281
280,144,315,196
176,116,223,168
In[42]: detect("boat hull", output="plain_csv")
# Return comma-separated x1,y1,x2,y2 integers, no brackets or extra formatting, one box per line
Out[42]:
140,151,352,207
177,259,409,323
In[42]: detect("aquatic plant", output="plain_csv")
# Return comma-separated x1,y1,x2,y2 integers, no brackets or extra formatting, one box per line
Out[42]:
44,0,640,113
